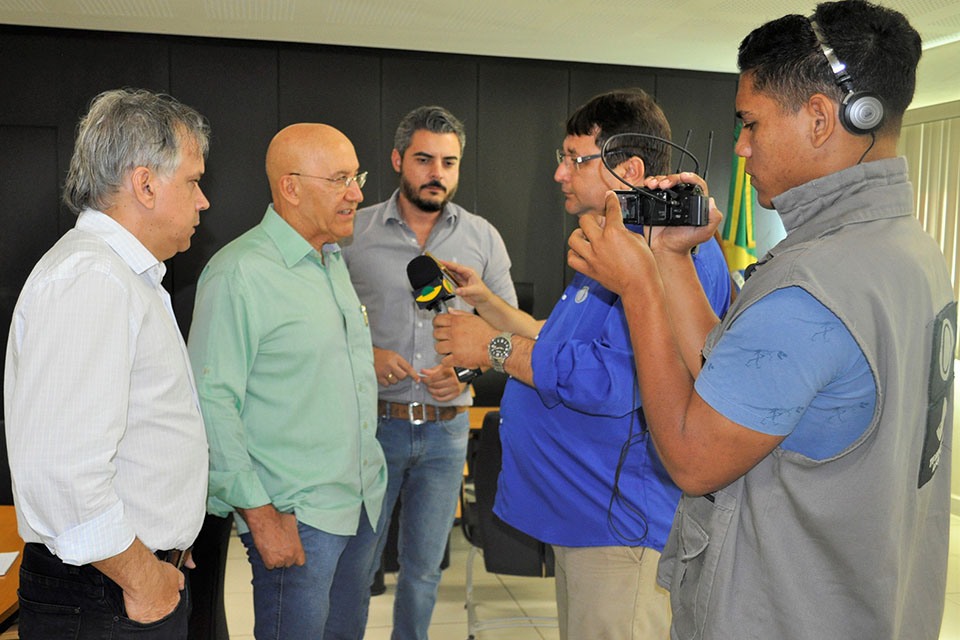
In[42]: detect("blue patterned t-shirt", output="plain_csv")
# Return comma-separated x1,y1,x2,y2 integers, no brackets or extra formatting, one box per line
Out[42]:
694,286,876,460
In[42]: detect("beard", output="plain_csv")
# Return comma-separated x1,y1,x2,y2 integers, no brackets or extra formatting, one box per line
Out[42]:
400,175,457,213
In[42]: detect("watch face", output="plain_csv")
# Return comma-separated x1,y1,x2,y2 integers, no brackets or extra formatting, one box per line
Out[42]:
490,336,511,358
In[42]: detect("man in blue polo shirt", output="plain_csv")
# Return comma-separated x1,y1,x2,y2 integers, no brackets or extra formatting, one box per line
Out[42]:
433,89,730,639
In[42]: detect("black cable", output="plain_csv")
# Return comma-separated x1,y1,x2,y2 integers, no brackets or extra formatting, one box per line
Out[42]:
600,132,703,194
857,132,876,165
606,373,650,545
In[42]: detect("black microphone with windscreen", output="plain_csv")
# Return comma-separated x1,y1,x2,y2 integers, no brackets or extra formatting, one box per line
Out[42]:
407,255,455,312
406,255,482,383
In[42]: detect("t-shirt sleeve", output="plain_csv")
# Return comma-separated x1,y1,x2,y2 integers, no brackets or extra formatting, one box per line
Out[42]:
694,286,867,438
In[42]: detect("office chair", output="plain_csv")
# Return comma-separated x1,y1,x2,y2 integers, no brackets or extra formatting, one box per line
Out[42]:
462,410,556,638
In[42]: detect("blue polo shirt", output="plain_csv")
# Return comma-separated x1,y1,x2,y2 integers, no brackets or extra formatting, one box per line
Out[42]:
495,235,730,549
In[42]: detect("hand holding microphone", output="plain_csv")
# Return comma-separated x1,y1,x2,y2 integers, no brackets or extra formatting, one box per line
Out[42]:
433,258,495,311
406,255,483,383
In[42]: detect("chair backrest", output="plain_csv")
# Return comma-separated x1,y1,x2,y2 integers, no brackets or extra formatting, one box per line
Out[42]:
470,370,508,407
474,410,554,577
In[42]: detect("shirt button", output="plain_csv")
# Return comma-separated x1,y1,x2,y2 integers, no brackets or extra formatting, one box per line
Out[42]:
561,294,567,300
417,322,423,328
415,353,421,359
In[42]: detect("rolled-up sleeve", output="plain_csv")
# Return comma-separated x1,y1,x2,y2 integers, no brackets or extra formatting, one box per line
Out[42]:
531,298,639,417
7,271,138,565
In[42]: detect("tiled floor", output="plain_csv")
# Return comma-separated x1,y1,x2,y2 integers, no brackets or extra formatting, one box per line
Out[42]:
223,525,559,639
6,515,960,639
221,512,960,639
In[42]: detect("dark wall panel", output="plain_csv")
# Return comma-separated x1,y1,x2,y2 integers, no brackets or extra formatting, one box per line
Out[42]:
0,24,740,352
168,40,279,331
278,46,382,187
477,60,569,319
379,54,478,208
656,71,738,215
54,31,171,235
0,31,61,127
0,126,60,384
568,65,656,113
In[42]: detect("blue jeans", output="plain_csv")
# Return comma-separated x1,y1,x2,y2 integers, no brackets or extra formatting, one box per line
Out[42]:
17,542,191,640
240,505,383,640
342,411,470,639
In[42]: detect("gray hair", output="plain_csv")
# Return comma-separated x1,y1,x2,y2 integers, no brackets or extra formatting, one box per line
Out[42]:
63,88,211,214
393,106,466,157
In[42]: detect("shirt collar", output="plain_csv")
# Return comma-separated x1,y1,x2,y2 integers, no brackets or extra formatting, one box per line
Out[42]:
382,189,459,226
261,204,321,268
772,157,910,236
74,208,165,284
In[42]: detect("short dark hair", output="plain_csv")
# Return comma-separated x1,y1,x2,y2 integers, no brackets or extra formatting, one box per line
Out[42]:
565,89,672,177
394,105,466,157
737,0,921,134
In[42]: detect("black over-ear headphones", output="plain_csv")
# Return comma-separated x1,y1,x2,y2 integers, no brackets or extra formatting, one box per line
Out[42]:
808,17,885,135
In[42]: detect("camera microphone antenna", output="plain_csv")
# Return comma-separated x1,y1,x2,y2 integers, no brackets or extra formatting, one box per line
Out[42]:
703,131,714,182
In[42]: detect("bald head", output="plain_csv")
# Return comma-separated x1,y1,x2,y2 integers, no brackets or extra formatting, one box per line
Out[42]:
266,123,356,203
264,122,364,249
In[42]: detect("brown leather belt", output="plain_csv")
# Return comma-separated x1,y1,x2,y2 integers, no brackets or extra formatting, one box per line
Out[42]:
155,548,188,569
378,400,467,425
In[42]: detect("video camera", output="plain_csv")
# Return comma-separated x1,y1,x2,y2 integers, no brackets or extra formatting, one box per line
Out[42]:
615,184,708,227
601,131,712,227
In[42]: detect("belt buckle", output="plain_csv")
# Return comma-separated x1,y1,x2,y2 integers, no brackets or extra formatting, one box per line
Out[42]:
408,402,426,425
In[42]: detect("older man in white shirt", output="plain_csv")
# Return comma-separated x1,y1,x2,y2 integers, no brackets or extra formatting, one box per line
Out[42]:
3,88,211,639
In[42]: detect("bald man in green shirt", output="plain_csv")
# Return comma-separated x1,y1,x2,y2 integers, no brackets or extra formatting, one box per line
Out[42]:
188,123,387,639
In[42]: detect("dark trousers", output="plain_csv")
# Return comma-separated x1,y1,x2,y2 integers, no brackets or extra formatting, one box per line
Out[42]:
18,542,191,640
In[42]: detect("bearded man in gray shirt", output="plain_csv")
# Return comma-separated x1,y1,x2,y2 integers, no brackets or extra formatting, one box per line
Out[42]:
340,105,515,639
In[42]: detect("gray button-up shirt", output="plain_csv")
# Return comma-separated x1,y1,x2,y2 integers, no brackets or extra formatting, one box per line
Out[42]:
341,190,517,406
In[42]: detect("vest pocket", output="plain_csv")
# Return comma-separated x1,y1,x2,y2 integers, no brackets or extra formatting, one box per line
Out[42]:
662,491,736,639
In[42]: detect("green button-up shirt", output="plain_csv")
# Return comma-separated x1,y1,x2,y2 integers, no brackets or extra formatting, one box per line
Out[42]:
188,205,386,535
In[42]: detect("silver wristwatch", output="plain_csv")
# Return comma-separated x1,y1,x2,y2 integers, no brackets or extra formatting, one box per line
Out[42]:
488,332,514,373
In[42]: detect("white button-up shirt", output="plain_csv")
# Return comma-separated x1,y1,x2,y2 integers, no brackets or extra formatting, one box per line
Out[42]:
4,209,208,565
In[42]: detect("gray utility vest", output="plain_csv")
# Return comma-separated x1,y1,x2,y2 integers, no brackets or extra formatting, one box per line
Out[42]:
658,158,957,640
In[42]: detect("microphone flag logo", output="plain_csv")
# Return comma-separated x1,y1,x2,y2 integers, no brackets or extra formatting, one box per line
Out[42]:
415,279,454,304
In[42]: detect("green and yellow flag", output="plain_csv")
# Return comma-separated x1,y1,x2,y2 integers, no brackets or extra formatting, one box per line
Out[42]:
722,121,757,280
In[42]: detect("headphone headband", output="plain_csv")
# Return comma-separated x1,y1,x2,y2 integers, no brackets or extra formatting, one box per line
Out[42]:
807,15,884,135
809,19,854,93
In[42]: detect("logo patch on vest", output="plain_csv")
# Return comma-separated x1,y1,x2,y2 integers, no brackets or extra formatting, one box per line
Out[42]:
919,300,957,489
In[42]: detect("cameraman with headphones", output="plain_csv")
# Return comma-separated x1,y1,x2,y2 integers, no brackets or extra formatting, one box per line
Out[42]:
568,2,956,638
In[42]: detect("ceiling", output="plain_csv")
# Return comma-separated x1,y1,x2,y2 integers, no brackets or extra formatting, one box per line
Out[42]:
1,0,958,110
